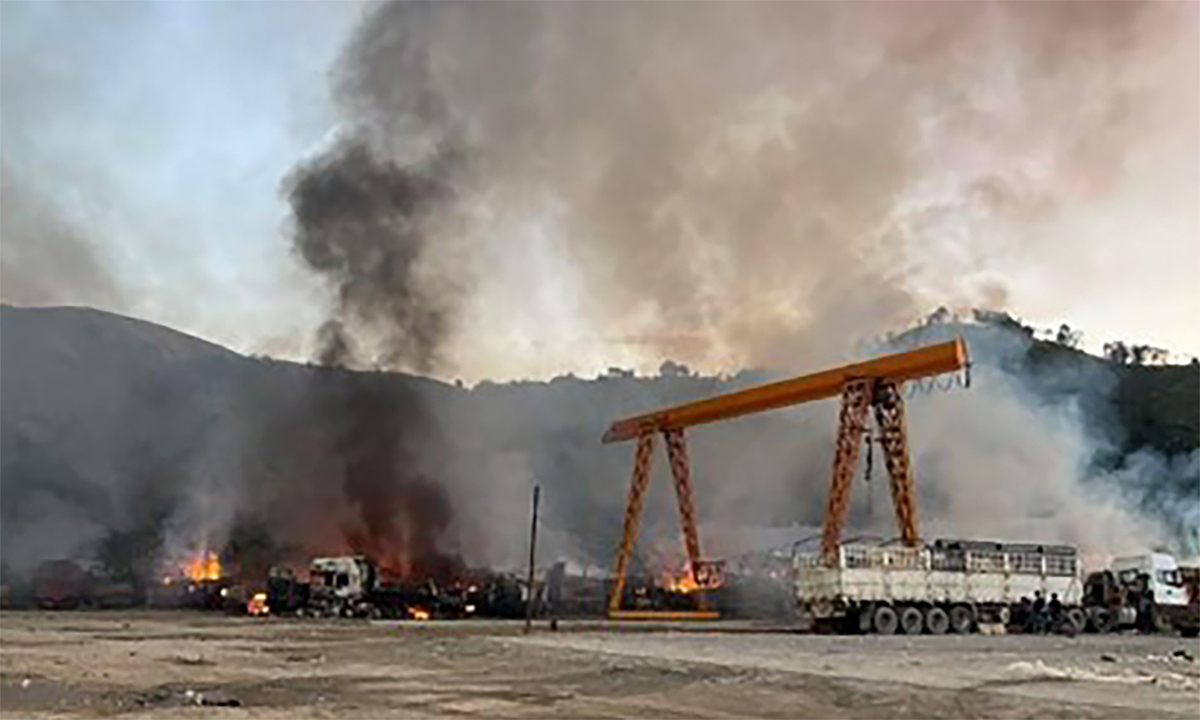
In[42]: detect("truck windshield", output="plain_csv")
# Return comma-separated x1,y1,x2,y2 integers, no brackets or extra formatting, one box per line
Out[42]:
1158,570,1182,587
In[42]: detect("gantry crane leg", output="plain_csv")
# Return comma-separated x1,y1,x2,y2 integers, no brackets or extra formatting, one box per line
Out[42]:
663,427,713,609
820,380,874,565
608,431,656,614
608,427,710,614
872,379,918,547
820,378,921,566
663,428,702,574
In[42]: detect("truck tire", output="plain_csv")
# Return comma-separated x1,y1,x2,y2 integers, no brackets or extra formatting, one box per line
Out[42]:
1064,608,1086,635
1152,609,1173,634
925,606,950,635
900,606,924,635
949,605,975,634
1182,628,1199,638
872,605,899,635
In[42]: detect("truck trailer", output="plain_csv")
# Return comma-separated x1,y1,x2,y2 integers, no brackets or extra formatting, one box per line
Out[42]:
794,538,1085,634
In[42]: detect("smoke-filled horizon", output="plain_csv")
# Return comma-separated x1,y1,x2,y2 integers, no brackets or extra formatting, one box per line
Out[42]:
1,304,1195,582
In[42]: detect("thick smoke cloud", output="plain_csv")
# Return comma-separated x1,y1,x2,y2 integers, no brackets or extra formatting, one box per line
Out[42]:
269,3,470,577
312,1,1193,379
267,1,1195,570
285,139,462,372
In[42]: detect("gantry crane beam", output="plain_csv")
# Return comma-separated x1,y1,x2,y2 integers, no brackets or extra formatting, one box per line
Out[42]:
603,339,967,443
603,338,969,617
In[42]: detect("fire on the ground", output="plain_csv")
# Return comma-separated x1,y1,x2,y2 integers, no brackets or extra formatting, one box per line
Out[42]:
247,591,269,617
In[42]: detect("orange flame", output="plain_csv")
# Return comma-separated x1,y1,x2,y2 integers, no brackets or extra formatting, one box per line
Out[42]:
247,592,269,617
407,607,431,620
663,566,700,594
183,551,223,582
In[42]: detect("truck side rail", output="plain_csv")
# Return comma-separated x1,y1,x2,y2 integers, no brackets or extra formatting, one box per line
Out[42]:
795,543,1079,577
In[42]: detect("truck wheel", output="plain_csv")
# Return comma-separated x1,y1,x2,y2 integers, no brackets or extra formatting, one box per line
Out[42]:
1152,610,1173,634
900,606,924,635
949,605,975,634
872,605,899,635
1182,628,1198,638
925,607,950,635
1064,608,1086,635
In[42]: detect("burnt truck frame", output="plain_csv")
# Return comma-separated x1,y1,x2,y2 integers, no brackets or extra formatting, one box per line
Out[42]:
294,556,525,619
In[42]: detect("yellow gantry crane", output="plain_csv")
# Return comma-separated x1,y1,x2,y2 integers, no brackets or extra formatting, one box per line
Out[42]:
602,338,970,617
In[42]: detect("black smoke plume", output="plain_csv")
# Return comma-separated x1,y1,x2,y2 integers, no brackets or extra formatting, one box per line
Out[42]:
277,1,467,578
286,139,461,373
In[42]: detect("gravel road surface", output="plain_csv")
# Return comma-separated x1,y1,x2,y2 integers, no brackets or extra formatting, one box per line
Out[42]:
2,611,1197,718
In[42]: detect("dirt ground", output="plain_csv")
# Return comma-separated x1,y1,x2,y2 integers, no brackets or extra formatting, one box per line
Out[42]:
1,611,1198,719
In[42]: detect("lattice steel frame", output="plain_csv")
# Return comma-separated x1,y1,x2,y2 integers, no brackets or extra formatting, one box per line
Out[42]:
820,378,920,566
820,380,874,565
607,427,706,614
873,379,918,548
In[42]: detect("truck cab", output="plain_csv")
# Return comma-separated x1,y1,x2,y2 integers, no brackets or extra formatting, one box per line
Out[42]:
1111,553,1187,607
308,556,376,616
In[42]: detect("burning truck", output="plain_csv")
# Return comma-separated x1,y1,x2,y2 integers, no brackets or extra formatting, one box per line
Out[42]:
151,550,235,611
252,555,527,620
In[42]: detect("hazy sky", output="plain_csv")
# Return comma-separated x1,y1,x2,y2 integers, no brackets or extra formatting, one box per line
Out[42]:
2,1,1197,381
1,1,365,356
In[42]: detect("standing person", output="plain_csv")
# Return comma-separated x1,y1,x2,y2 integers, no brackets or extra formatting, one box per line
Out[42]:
1137,574,1157,634
1017,596,1033,633
1032,591,1047,634
1048,593,1063,632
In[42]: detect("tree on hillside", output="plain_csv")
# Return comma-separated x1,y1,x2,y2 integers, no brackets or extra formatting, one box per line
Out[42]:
1104,341,1170,366
658,360,692,377
1104,341,1131,365
1132,345,1169,366
971,309,1034,338
1054,324,1082,349
925,306,953,325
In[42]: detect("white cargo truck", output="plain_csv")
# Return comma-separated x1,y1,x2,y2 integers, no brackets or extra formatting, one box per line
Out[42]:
793,538,1085,634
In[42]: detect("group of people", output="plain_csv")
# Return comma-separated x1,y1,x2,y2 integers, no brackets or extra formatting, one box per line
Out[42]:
1017,573,1160,635
1015,590,1067,634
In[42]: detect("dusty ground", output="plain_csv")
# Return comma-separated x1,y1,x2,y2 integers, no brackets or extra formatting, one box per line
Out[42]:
1,611,1198,718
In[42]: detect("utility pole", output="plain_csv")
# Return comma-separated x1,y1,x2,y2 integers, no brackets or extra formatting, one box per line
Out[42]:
524,484,540,634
